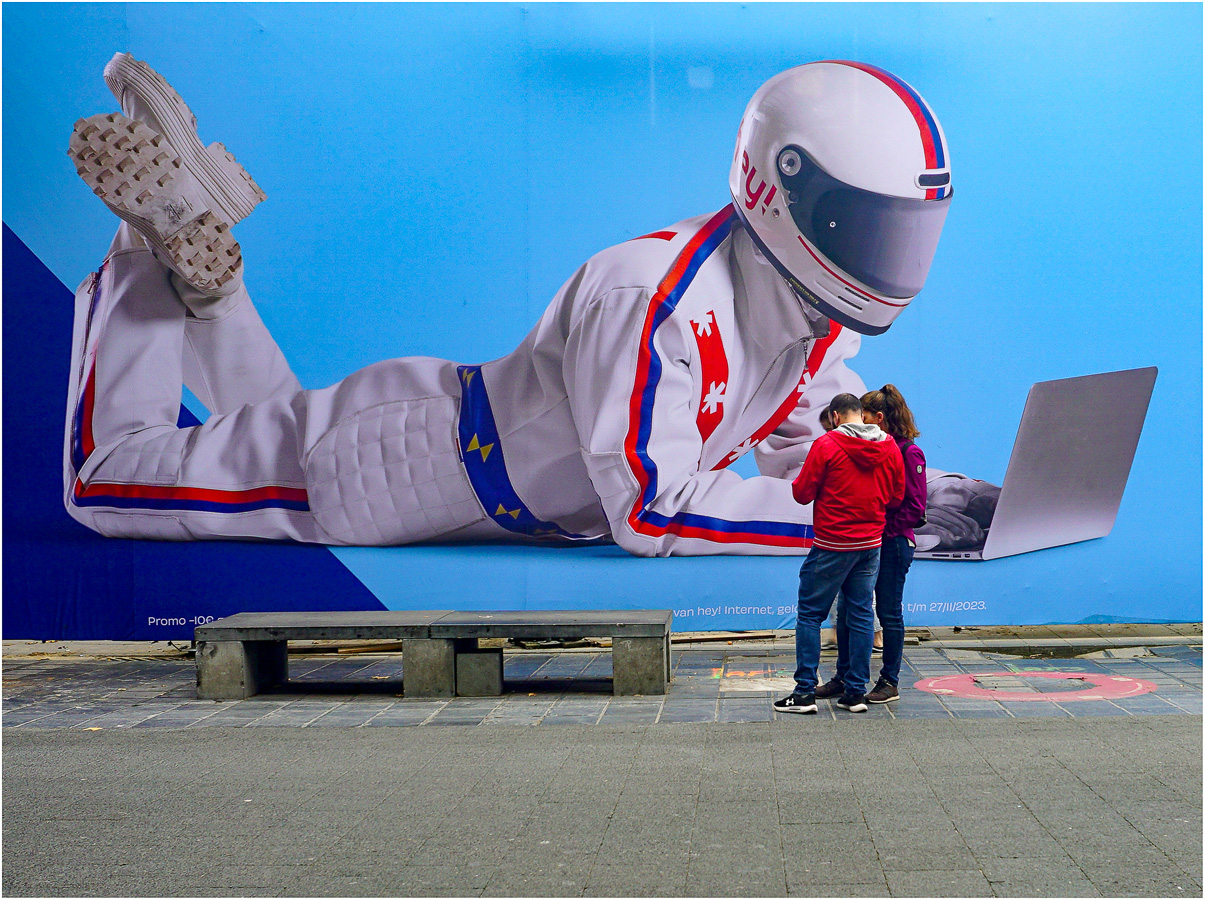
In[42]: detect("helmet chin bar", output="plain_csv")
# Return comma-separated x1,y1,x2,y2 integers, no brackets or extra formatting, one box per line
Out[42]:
732,207,893,336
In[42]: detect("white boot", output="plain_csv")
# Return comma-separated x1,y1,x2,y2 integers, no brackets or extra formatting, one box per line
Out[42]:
69,112,243,297
103,52,265,225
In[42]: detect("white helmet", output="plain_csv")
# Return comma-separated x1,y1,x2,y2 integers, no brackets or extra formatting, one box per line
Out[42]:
729,60,952,335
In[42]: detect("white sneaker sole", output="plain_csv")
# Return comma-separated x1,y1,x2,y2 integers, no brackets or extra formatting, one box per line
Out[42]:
69,113,242,295
103,52,265,225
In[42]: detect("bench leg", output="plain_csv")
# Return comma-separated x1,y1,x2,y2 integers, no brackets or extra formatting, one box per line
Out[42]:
456,647,504,696
196,640,287,700
402,639,456,698
612,635,670,695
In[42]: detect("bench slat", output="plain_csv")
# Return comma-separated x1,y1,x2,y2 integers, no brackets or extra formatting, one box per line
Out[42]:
195,610,451,642
197,609,672,642
429,610,671,640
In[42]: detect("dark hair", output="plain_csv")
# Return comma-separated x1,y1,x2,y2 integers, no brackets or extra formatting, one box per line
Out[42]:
860,384,920,439
829,393,862,416
818,404,835,431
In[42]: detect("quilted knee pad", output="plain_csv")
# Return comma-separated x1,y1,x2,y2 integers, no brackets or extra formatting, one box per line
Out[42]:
305,397,486,545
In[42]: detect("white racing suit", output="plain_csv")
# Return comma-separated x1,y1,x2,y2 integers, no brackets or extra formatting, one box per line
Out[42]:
65,205,870,556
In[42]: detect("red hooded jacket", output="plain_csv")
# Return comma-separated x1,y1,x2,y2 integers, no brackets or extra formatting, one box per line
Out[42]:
792,425,905,551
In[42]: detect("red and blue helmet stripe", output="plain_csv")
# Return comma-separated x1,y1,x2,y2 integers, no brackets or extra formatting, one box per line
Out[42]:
824,60,949,200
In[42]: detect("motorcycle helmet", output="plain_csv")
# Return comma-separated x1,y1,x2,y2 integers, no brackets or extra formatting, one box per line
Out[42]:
729,60,952,335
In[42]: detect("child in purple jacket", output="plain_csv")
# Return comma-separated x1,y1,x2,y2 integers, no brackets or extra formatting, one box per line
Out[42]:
858,384,927,702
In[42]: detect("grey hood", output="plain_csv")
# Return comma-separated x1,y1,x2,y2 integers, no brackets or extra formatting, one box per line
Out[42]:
835,422,891,442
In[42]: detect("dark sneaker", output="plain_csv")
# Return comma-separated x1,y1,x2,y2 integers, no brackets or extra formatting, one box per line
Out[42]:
866,678,899,704
772,692,817,715
814,678,844,700
836,693,868,713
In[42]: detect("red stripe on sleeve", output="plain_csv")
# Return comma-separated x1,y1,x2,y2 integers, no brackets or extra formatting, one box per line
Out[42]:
81,361,97,459
690,310,728,444
623,208,735,534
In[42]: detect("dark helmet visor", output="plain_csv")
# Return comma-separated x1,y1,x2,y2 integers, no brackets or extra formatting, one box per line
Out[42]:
779,146,951,298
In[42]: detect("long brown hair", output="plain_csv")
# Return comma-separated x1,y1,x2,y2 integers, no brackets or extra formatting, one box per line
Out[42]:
860,384,919,439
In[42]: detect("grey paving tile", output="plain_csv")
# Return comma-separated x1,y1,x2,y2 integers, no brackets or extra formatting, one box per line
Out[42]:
945,702,1014,719
1065,700,1136,717
598,704,662,724
484,864,590,897
58,709,167,729
782,831,882,882
538,715,602,727
891,703,955,719
14,705,146,729
129,710,225,729
686,867,788,896
190,707,290,727
583,864,689,897
425,712,494,726
656,700,718,723
788,882,891,897
989,879,1102,897
996,701,1074,717
305,704,393,726
1079,861,1201,896
886,869,994,897
977,854,1090,884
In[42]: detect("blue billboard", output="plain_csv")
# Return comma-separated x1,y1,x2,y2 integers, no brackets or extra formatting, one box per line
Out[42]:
4,3,1200,638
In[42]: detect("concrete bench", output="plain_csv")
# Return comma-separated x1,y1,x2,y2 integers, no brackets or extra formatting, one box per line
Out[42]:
194,609,673,700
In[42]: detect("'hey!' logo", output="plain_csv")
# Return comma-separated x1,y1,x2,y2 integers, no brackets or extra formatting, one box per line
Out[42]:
741,151,777,214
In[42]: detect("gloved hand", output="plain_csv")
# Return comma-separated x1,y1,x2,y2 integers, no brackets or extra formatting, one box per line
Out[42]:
916,475,1002,551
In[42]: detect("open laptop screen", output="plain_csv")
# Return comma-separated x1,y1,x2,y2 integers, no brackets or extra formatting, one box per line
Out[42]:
917,367,1156,561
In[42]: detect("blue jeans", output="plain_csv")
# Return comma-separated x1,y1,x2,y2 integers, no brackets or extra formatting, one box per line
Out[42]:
833,536,914,687
874,535,913,685
793,546,880,696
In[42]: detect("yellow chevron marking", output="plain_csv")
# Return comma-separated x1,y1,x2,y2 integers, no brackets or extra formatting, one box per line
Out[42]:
461,369,476,386
494,503,521,519
466,434,494,461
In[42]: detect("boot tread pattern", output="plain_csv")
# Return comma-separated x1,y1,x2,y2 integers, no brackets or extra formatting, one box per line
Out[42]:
69,112,242,294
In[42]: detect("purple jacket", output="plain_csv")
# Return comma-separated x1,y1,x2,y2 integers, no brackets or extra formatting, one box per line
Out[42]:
884,437,927,542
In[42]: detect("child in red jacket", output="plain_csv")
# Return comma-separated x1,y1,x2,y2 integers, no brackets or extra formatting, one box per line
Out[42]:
816,385,928,706
773,393,904,714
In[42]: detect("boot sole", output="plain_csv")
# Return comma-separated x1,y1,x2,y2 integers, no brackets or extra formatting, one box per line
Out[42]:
103,52,266,224
69,113,242,294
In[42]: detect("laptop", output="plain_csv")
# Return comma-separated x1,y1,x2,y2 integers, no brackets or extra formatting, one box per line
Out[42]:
916,366,1157,561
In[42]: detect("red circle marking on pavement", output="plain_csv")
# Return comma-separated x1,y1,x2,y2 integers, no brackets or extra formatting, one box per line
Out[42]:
914,671,1157,702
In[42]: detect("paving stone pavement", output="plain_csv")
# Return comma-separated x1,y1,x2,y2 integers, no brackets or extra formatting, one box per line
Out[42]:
2,642,1200,729
3,717,1200,897
2,638,1201,897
